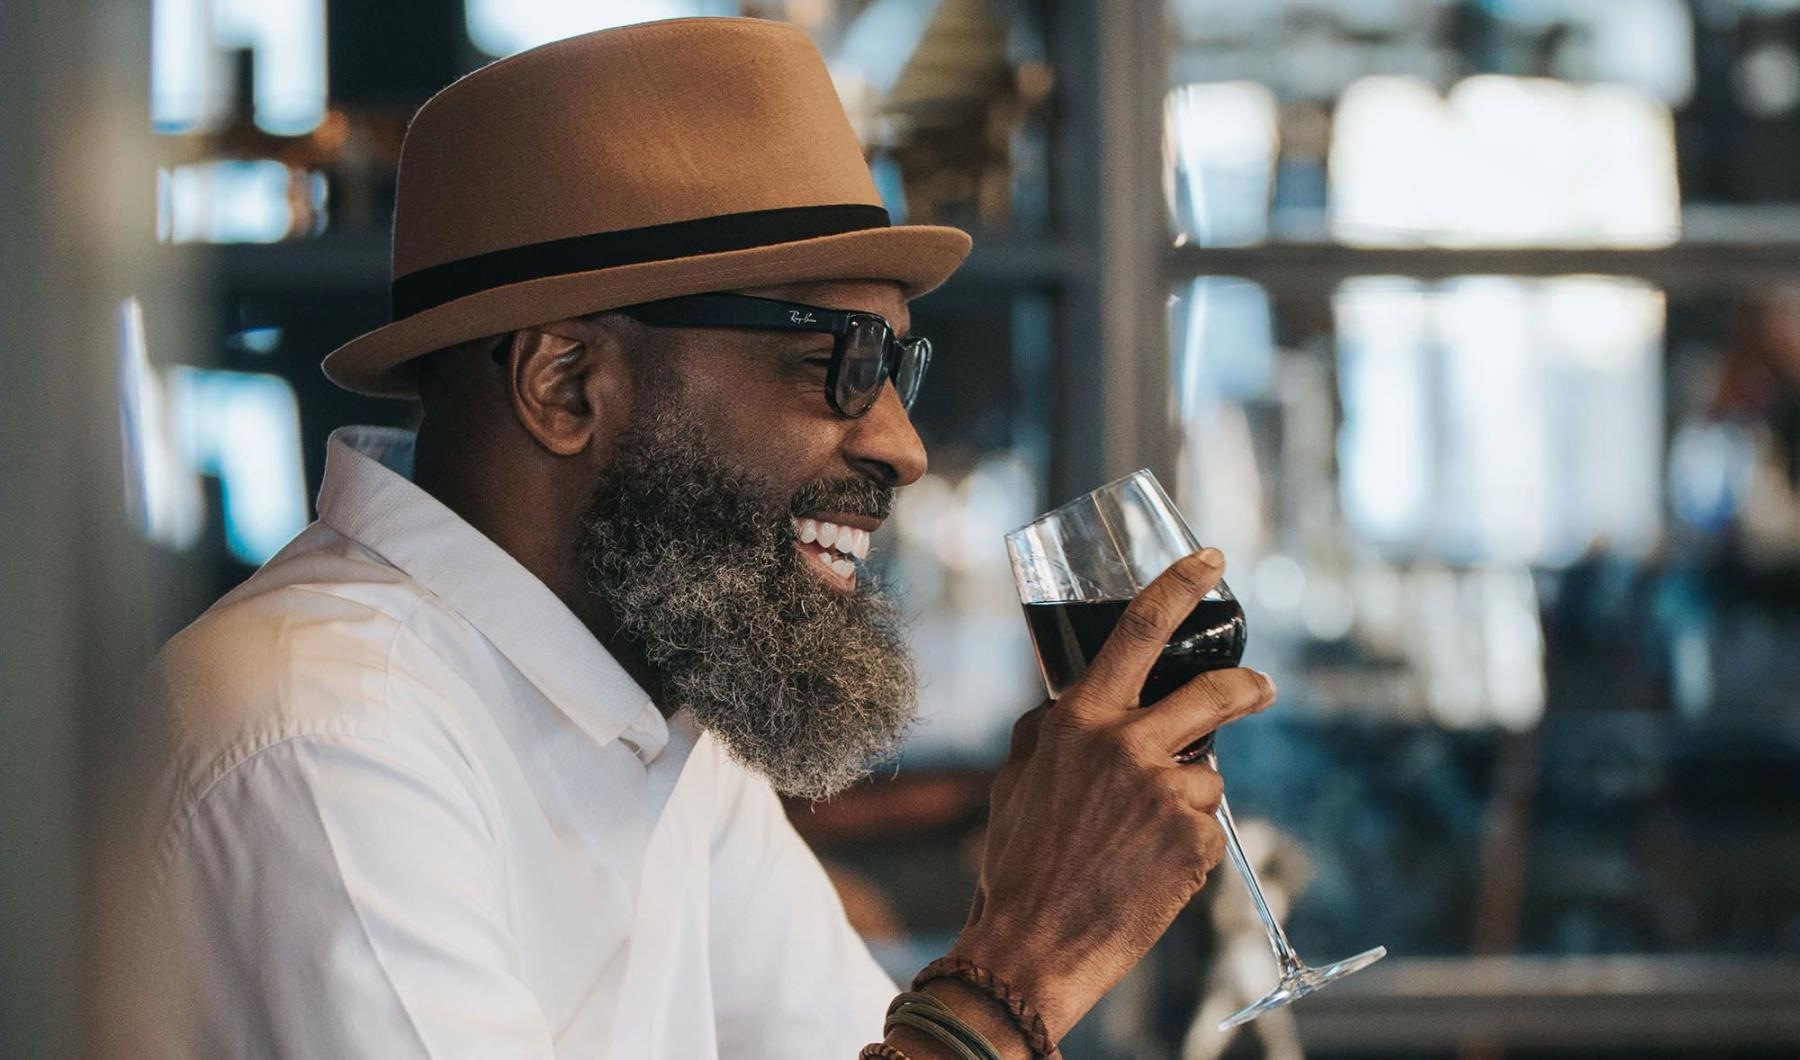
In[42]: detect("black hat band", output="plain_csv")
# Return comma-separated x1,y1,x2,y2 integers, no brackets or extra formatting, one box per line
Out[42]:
389,203,892,320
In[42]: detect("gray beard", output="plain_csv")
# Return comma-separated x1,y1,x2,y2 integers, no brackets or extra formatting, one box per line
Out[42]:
576,392,917,801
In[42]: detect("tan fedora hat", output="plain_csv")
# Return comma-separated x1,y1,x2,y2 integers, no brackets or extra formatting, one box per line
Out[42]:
322,17,972,398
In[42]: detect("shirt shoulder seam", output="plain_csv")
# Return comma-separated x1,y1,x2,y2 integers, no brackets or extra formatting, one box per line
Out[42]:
150,591,431,890
387,591,504,851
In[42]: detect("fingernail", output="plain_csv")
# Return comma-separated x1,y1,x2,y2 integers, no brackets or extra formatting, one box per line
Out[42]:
1197,547,1223,567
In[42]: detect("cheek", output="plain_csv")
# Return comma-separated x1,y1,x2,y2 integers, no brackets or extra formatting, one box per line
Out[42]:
716,414,844,496
689,363,848,495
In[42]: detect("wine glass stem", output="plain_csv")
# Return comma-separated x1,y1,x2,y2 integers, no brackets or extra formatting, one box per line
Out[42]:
1205,753,1304,977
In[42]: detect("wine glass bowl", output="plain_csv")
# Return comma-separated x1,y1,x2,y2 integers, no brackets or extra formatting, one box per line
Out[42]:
1005,469,1387,1030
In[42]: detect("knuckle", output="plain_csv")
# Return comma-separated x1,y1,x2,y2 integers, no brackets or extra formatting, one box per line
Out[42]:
1095,723,1146,768
1190,766,1225,814
1174,815,1226,880
1145,765,1186,809
1187,671,1234,714
1160,561,1208,597
1194,669,1266,715
1198,816,1227,867
1010,704,1049,744
1115,602,1172,644
1039,705,1086,743
1221,669,1263,709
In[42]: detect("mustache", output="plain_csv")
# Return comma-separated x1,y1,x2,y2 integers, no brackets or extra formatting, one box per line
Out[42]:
788,476,894,521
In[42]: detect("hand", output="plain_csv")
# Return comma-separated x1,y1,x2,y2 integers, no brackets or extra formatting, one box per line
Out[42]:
947,549,1275,1043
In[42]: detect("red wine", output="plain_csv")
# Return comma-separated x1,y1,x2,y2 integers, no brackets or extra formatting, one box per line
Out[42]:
1022,597,1247,761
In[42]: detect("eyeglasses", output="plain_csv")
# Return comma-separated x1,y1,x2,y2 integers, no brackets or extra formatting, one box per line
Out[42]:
619,293,932,418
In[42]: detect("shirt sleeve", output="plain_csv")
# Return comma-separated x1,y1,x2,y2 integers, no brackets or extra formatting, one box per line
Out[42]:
704,752,900,1059
143,729,556,1060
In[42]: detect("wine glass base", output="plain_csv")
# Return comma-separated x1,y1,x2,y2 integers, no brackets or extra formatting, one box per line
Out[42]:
1216,945,1388,1031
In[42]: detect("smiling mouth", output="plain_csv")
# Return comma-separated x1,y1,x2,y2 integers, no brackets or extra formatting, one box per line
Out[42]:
793,517,871,592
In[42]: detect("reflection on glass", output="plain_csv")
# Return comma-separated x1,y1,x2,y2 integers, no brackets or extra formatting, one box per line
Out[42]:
1170,278,1274,567
1445,77,1679,248
1327,77,1450,245
171,368,309,565
1669,421,1757,532
118,303,308,565
156,161,325,244
1576,0,1695,106
1172,277,1273,409
1335,278,1432,547
1408,564,1546,730
118,297,202,553
1437,278,1554,561
152,0,326,134
1335,276,1664,566
1330,75,1678,247
1164,82,1279,246
1537,278,1666,559
465,0,698,56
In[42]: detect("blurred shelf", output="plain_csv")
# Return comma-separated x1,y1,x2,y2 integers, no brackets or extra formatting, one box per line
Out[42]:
1289,955,1800,1049
957,232,1079,286
1248,204,1800,246
1170,205,1800,295
167,231,391,293
163,229,1079,296
1170,240,1800,294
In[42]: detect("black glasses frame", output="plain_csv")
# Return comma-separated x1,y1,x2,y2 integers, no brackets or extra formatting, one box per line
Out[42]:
618,293,931,418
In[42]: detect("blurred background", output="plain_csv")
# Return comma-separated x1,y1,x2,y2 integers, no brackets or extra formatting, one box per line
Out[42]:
5,0,1800,1057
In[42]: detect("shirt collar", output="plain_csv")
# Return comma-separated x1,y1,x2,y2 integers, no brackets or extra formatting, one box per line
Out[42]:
315,425,670,760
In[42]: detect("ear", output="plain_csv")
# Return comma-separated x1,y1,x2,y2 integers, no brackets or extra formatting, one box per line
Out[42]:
503,323,628,458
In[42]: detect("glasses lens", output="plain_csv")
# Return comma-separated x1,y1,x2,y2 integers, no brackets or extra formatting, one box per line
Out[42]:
836,315,891,416
894,338,930,410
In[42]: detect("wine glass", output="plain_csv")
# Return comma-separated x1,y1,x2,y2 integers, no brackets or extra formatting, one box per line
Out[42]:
1004,469,1386,1030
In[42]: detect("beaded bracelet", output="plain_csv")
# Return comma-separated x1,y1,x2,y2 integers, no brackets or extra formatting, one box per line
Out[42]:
858,1045,912,1060
911,957,1058,1058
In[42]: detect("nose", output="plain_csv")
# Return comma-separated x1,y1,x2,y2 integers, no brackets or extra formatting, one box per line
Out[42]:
842,381,928,488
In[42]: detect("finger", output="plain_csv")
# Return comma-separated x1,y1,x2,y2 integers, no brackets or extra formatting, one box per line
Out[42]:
1192,814,1228,880
1007,702,1049,761
989,704,1047,807
1174,762,1226,816
1153,759,1226,815
1076,548,1225,710
1126,667,1275,756
989,762,1020,817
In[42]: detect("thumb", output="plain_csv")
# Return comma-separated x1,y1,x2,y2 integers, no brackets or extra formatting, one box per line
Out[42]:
989,703,1049,810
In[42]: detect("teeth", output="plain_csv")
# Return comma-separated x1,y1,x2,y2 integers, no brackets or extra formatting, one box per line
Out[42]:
792,519,873,569
824,525,867,557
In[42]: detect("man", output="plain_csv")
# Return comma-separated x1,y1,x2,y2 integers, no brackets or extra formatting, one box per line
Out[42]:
118,18,1273,1059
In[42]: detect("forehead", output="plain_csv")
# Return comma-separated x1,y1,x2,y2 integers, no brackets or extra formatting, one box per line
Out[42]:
733,279,911,335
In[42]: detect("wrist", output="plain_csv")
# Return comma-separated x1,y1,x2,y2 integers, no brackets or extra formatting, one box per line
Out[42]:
919,949,1064,1057
905,980,1035,1060
944,927,1077,1039
945,922,1041,994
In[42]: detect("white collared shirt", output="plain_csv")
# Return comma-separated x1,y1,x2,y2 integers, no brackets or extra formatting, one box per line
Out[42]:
124,426,897,1058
